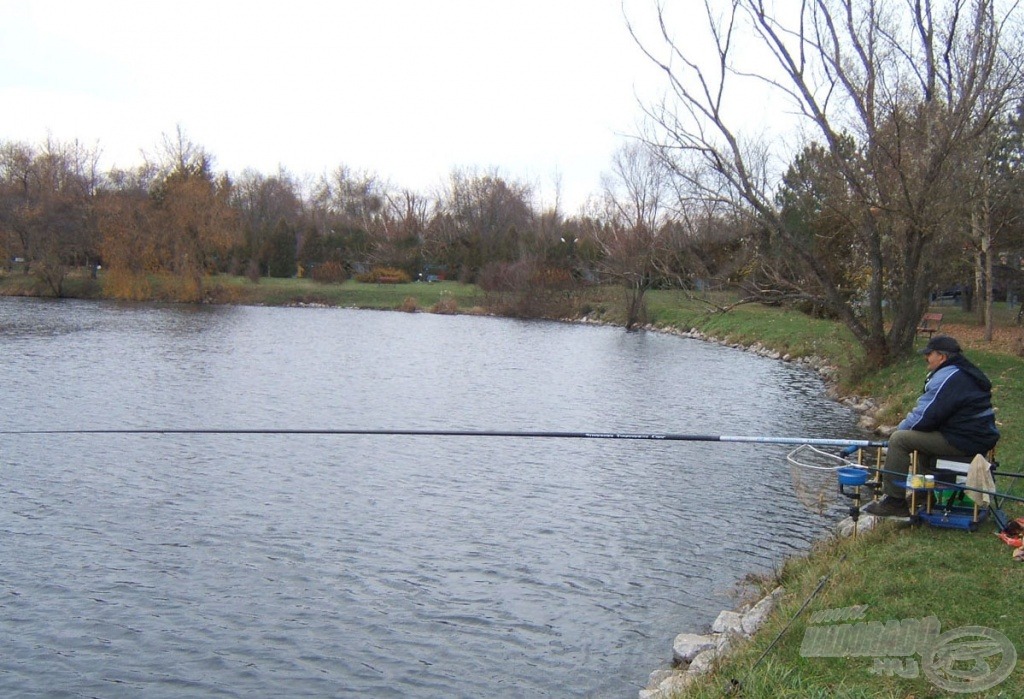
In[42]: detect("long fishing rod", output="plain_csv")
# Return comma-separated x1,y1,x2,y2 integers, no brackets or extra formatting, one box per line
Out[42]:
10,426,1021,502
0,427,888,448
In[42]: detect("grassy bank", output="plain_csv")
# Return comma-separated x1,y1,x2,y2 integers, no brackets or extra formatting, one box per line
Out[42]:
637,299,1024,696
0,270,487,311
642,292,1024,697
4,271,1023,696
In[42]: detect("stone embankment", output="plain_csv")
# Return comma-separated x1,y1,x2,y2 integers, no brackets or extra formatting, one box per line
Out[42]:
638,586,785,698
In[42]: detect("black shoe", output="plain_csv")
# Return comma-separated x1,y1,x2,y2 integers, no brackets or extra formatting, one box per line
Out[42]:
863,496,910,518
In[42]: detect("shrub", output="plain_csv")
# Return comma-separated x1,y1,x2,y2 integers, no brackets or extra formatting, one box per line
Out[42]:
477,260,531,292
530,266,573,290
398,296,420,312
311,261,348,283
102,268,152,301
164,275,204,303
477,259,577,319
431,292,459,314
356,267,411,284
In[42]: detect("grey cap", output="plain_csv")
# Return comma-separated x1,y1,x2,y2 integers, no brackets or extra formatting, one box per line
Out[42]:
920,335,961,355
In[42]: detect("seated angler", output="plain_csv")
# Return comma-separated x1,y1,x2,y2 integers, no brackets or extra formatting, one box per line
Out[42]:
864,335,1000,517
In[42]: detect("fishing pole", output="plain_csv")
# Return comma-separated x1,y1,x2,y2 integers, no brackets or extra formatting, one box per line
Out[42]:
727,553,848,695
0,427,888,448
9,426,1020,503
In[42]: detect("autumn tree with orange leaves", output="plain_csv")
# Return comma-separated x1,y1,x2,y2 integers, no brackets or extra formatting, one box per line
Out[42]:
97,128,241,301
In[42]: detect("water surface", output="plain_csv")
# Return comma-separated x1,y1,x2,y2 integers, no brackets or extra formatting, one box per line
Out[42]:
0,298,864,697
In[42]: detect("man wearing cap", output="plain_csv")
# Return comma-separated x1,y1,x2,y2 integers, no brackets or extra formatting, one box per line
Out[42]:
864,334,1000,517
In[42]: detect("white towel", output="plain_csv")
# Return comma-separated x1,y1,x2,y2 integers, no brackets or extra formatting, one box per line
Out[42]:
965,454,997,506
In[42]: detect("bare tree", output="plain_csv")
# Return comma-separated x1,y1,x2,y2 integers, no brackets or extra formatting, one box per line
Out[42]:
969,147,1000,339
0,141,40,272
232,167,304,276
434,168,536,281
303,166,390,273
313,166,388,233
631,0,1024,366
374,188,434,272
595,142,672,328
0,137,100,295
963,105,1024,339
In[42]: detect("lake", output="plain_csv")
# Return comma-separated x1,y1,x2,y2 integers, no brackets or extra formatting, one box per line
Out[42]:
0,297,864,697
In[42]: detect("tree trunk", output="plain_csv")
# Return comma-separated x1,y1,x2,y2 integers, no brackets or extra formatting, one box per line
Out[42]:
624,282,648,331
984,235,994,342
971,206,995,341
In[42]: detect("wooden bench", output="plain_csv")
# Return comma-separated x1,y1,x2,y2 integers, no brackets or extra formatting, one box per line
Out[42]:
917,312,943,337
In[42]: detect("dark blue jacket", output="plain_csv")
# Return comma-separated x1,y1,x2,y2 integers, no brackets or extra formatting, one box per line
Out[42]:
898,354,999,454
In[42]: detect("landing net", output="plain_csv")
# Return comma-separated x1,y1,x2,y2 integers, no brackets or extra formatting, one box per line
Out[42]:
786,444,855,516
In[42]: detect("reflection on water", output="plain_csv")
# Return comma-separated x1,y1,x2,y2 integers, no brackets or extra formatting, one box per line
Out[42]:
0,298,865,697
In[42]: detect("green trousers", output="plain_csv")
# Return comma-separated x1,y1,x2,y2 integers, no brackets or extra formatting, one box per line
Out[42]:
882,429,969,498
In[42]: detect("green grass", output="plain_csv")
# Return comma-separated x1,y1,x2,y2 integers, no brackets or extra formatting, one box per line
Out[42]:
645,289,863,367
210,275,486,310
0,271,486,311
673,523,1024,698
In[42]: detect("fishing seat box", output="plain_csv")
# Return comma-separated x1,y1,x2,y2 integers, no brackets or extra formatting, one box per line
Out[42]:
897,454,993,532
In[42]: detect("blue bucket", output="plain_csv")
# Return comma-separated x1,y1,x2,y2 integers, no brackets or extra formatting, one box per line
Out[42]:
837,467,869,486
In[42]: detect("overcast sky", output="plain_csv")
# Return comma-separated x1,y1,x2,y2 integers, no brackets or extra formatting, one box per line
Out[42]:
1,0,671,211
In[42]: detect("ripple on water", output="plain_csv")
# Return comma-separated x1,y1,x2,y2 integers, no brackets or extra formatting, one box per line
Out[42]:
0,299,866,697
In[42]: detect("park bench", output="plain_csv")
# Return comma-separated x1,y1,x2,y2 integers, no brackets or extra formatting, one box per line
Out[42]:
916,312,943,338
